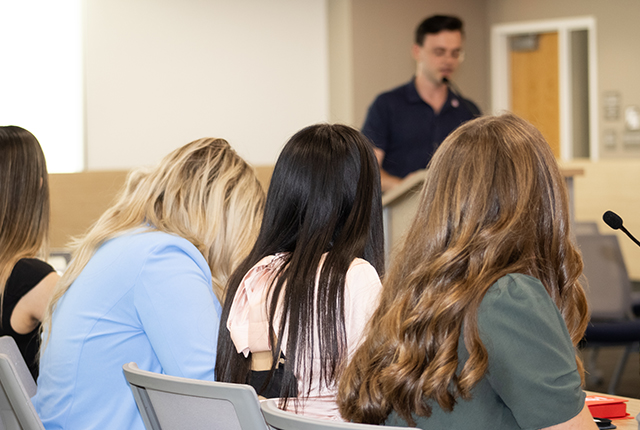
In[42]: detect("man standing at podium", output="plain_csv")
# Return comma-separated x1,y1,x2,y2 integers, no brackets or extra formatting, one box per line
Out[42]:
362,15,480,192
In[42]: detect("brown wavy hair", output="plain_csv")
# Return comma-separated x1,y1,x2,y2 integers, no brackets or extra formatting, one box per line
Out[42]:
337,113,589,425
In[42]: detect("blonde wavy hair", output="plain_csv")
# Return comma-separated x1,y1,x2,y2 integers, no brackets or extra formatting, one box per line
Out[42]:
338,114,589,425
0,127,50,306
42,137,264,338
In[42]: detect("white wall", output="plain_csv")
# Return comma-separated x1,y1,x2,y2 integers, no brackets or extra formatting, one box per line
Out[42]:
0,0,83,173
84,0,329,169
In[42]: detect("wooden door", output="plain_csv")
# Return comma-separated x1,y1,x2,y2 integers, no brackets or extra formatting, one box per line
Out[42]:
510,32,560,157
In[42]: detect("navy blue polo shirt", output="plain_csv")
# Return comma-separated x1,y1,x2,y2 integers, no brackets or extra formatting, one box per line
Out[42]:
362,79,480,179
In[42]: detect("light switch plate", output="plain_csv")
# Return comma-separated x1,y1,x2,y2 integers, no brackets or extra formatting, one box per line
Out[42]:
603,129,617,147
603,92,620,120
624,105,640,130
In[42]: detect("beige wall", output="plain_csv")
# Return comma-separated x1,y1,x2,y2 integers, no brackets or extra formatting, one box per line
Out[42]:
561,160,640,280
329,0,489,127
328,0,355,124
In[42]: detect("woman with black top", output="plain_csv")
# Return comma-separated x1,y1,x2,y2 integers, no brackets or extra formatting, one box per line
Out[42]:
0,126,59,379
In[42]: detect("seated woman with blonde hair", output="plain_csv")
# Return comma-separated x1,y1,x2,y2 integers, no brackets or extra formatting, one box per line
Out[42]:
0,126,59,380
338,114,597,429
34,138,265,430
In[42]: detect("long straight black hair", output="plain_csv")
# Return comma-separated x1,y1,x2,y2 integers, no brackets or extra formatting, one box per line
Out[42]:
215,123,384,408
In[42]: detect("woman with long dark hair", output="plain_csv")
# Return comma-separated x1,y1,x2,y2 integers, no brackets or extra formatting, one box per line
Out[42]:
338,114,597,429
216,123,384,420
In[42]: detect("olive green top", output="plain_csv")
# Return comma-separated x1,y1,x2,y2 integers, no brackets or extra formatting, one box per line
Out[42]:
385,273,585,429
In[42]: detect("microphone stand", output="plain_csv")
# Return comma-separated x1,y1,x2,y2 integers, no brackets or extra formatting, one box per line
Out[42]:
619,225,640,248
442,77,481,117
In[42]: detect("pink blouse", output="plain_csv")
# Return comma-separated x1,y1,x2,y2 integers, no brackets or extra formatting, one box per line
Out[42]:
227,254,382,420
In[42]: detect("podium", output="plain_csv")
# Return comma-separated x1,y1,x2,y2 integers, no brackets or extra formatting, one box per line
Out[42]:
381,168,583,260
381,169,428,259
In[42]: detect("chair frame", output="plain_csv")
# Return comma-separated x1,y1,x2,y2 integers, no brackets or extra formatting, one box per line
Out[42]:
260,398,407,430
0,336,44,430
122,362,268,430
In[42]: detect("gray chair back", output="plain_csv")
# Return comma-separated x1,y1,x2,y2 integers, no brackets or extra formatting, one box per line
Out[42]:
577,234,638,394
0,336,44,430
576,234,633,320
123,362,268,430
573,221,599,236
260,399,407,430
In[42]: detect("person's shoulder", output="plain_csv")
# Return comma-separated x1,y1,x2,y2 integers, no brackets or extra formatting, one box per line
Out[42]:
6,258,55,297
464,97,480,110
385,80,413,95
454,95,482,119
477,273,569,352
480,274,559,322
13,258,54,275
122,230,204,264
348,257,376,271
461,96,481,116
346,258,382,288
132,231,213,288
485,273,548,302
128,229,195,249
372,80,414,103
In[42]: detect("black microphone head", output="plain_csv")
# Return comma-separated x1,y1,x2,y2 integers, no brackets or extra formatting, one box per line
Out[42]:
442,77,450,85
603,210,623,230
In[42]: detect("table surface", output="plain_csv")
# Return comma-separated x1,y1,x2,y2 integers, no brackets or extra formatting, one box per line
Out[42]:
586,391,639,430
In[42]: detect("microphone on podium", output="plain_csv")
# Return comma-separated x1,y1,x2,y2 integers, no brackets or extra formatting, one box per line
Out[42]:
442,77,481,117
603,210,640,248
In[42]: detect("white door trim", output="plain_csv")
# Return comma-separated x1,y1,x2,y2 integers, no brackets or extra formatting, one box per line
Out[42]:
491,16,599,161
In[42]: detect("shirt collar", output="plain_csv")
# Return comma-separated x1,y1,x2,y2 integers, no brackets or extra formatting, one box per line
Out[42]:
404,77,423,104
404,77,460,111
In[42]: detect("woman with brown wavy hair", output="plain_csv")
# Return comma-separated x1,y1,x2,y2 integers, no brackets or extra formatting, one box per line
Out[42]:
338,114,596,429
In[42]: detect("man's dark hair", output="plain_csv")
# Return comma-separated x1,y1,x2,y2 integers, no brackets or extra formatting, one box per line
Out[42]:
415,15,464,46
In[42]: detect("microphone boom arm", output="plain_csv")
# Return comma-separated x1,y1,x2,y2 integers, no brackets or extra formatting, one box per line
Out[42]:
442,77,481,117
620,226,640,248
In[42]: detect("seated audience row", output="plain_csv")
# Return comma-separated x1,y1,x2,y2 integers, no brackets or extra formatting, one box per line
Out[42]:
2,115,596,430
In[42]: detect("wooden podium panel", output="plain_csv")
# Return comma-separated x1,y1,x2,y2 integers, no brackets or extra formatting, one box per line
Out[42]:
381,170,427,259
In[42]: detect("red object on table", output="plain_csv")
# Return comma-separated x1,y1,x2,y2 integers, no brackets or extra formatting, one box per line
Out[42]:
586,394,630,419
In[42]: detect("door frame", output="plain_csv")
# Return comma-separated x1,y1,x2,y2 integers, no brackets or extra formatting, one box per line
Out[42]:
491,16,598,161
